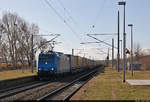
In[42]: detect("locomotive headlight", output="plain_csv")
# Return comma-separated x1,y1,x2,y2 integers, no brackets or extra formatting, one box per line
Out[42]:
38,68,41,70
51,68,54,71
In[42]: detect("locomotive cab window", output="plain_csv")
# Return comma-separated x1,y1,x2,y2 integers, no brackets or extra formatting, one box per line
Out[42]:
39,56,54,62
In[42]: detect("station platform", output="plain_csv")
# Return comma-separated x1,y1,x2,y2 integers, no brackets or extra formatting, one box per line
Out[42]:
127,80,150,86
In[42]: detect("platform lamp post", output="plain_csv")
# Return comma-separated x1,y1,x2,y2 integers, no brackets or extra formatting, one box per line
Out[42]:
128,24,133,76
117,11,120,72
31,34,34,73
120,40,123,61
118,1,126,83
112,38,114,68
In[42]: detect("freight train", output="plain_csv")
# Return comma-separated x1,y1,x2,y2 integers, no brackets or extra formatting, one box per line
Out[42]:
37,51,100,77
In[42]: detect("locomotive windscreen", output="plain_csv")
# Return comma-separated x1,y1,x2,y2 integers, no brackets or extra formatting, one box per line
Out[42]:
39,55,54,62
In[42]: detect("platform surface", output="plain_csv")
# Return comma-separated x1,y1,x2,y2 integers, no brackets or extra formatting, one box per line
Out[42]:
127,80,150,86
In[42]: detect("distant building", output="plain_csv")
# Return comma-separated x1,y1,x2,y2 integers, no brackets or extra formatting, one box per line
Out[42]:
115,61,141,70
128,61,141,70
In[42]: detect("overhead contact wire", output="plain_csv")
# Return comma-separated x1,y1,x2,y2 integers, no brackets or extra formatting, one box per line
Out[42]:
44,0,82,42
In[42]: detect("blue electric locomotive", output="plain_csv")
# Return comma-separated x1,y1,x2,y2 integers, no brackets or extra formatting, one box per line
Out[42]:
37,52,70,77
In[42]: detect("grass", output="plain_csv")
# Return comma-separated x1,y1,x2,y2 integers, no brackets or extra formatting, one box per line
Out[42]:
0,64,30,69
0,69,37,80
71,67,150,100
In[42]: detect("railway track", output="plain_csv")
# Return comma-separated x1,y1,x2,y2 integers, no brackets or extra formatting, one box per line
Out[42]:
0,67,101,101
0,80,50,99
0,81,39,93
37,68,99,101
0,80,67,101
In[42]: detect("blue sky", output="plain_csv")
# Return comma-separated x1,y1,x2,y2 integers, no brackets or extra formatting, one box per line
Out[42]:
0,0,149,60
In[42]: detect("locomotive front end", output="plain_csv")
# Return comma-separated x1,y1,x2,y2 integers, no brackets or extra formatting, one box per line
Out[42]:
38,53,57,77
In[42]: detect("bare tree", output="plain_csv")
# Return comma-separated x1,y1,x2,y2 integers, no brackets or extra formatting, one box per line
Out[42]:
134,42,143,61
1,12,17,68
146,49,150,55
0,11,51,69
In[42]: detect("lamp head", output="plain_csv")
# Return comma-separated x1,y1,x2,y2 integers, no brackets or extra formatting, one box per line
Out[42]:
128,24,133,27
118,1,126,5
